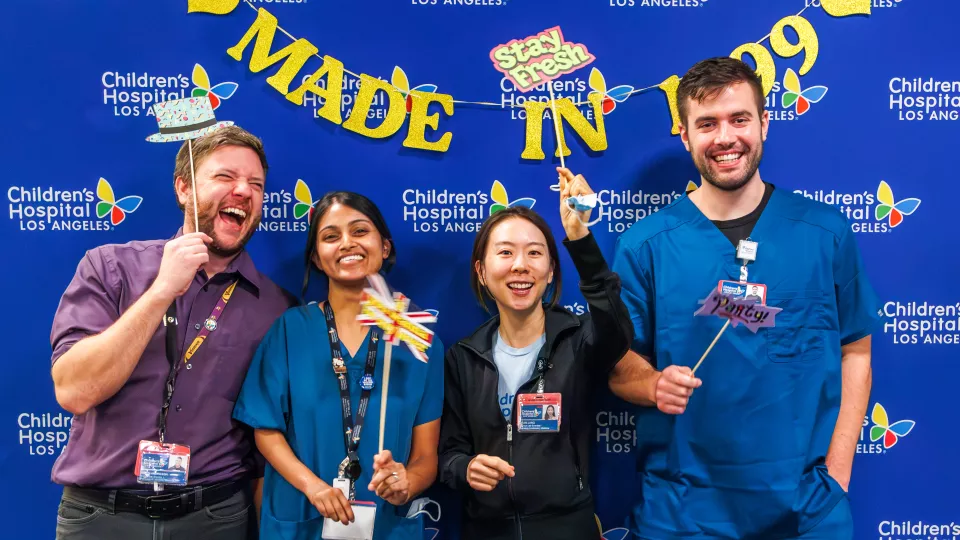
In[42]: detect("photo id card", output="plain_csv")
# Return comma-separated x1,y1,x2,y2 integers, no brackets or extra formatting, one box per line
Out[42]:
135,440,191,487
516,393,561,432
718,280,767,305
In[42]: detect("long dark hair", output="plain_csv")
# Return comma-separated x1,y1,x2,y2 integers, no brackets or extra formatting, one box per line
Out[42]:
300,191,396,301
470,206,562,312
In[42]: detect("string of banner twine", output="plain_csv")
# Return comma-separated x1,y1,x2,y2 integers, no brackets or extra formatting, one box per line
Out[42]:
241,0,810,109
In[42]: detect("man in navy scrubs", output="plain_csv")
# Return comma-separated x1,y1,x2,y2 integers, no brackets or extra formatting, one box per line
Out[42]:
609,57,882,539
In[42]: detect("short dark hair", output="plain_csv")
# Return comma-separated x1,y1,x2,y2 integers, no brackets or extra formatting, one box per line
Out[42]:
676,57,765,127
470,206,562,312
301,191,396,300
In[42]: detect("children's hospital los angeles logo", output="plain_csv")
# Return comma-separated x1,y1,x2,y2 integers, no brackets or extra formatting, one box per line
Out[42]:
766,68,828,121
882,300,959,346
401,180,535,234
793,180,921,233
103,63,237,117
889,76,960,122
17,411,72,457
258,179,315,233
8,177,143,232
857,403,915,455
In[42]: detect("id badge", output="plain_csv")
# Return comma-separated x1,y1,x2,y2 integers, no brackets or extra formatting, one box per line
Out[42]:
135,440,190,487
516,393,561,432
322,501,377,540
718,280,767,305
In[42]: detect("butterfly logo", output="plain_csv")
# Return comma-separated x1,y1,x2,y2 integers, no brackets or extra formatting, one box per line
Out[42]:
191,63,238,110
293,179,317,221
588,68,634,115
391,66,438,114
96,178,143,226
781,68,827,116
490,180,536,215
870,403,915,450
875,181,920,228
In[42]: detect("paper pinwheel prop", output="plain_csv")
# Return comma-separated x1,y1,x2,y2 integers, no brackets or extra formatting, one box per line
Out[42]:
357,274,437,362
356,274,438,454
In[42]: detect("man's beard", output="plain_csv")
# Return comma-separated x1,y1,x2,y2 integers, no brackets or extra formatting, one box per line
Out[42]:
186,198,259,257
693,142,763,192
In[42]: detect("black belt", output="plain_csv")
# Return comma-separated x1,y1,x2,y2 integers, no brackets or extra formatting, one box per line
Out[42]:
63,479,246,520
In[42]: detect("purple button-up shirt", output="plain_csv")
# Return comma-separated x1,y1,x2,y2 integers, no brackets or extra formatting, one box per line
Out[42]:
50,229,297,489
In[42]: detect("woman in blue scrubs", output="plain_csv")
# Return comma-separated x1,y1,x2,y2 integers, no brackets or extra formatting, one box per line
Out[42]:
233,192,444,540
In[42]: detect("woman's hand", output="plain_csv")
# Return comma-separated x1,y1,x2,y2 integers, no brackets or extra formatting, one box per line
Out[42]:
466,454,515,492
368,450,411,506
304,480,354,525
557,167,594,241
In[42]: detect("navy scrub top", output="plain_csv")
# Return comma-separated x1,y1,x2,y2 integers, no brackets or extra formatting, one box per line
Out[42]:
612,186,883,539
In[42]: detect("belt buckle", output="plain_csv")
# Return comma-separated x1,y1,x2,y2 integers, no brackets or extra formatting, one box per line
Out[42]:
143,495,181,520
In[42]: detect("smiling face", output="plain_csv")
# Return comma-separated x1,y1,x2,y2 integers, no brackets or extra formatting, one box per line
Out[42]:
312,203,391,287
680,82,769,192
177,145,264,257
475,217,555,316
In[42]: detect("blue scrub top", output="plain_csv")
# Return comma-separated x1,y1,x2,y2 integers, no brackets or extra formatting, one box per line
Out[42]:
612,187,882,539
233,303,445,540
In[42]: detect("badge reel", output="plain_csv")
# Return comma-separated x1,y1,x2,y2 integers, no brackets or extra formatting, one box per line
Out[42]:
565,193,603,228
717,239,767,305
325,454,376,540
335,450,362,500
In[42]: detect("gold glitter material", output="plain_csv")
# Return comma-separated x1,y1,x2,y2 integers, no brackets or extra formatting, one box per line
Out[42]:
286,56,345,125
342,74,406,139
821,0,871,17
771,16,819,76
226,8,318,95
730,43,776,97
187,0,239,15
658,75,682,135
520,96,606,160
521,100,550,160
403,91,454,152
553,93,607,157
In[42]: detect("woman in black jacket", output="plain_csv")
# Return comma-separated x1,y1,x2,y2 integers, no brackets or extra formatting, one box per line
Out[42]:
438,168,633,540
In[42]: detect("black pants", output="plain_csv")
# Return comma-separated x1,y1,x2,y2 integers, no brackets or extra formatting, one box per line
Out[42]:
56,485,258,540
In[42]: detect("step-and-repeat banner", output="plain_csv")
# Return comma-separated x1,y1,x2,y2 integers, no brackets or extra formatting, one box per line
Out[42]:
3,0,957,538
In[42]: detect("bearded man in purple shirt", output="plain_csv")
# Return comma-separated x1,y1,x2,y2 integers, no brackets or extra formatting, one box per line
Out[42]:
49,124,296,540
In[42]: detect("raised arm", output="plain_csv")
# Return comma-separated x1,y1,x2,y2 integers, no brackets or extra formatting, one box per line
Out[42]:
556,167,633,374
51,233,211,414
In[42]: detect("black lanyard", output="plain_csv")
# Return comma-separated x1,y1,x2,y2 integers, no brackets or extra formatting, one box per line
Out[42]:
323,302,380,479
159,303,179,444
157,282,237,443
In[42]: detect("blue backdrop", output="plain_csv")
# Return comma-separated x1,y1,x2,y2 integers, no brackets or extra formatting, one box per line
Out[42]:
4,0,958,538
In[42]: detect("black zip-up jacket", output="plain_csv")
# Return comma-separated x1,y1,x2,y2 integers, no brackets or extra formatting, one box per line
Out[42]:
438,232,633,540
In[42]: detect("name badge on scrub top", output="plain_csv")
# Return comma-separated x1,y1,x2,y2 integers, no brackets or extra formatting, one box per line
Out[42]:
135,440,191,487
718,280,767,305
516,393,562,432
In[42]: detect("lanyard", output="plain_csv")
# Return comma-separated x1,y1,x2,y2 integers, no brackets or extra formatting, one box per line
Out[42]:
323,302,380,477
158,280,238,443
534,345,550,394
